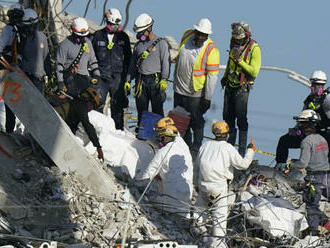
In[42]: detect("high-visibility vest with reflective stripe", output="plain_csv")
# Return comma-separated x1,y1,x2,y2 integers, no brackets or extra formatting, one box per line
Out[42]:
227,41,260,87
178,29,220,92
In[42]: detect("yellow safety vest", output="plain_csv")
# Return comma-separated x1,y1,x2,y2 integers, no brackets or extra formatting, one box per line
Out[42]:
226,40,260,87
178,29,220,92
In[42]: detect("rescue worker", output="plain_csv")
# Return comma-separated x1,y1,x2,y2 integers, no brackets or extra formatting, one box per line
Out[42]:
124,13,170,131
275,70,330,168
138,117,193,218
195,121,255,248
173,18,220,159
0,4,25,133
221,21,261,156
289,109,329,236
56,17,104,161
92,8,132,130
20,8,49,94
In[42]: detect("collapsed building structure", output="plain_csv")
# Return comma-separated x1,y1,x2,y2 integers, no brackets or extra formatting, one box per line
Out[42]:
0,2,329,248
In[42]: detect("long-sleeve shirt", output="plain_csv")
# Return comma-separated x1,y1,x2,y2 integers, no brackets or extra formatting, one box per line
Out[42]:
56,36,100,82
292,133,330,172
174,36,218,100
20,31,48,78
196,140,254,192
126,35,170,81
0,25,16,53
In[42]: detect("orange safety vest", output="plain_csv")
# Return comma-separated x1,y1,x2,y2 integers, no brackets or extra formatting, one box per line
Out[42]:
178,29,220,91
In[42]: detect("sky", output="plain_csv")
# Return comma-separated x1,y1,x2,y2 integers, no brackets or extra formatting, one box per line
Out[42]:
61,1,330,164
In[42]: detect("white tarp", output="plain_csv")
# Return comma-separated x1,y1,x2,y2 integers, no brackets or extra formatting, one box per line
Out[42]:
241,195,308,237
76,110,155,179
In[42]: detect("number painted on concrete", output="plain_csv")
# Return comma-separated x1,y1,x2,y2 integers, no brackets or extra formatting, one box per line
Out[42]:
1,81,22,102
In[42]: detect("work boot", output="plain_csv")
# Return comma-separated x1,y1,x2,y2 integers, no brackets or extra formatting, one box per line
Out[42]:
238,130,248,156
227,128,237,145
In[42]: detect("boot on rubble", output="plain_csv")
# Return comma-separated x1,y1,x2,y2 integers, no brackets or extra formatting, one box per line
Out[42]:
238,130,248,157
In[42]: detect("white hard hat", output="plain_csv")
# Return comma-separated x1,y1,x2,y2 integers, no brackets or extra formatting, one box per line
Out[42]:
22,8,38,25
310,70,327,84
105,8,122,24
133,13,154,33
193,18,212,34
72,17,89,36
294,109,320,122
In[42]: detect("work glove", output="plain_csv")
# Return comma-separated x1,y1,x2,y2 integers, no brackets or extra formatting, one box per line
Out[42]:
90,75,100,85
124,81,131,96
247,138,256,151
97,147,104,162
158,79,168,92
200,98,211,114
221,77,227,89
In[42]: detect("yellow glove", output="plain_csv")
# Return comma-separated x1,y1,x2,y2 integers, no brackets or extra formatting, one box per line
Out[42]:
90,78,98,85
124,81,131,95
158,79,168,92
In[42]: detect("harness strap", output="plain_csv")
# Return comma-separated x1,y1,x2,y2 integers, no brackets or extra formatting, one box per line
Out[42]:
136,37,163,70
61,42,86,74
239,39,255,85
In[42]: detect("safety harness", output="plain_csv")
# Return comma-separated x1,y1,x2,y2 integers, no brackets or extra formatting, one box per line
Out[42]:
134,37,163,98
239,39,255,85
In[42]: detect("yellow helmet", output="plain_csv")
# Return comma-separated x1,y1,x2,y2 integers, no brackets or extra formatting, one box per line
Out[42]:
212,121,229,136
157,125,178,137
156,117,175,129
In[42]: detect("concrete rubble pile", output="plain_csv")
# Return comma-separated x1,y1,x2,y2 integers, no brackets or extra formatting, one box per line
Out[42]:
0,132,329,248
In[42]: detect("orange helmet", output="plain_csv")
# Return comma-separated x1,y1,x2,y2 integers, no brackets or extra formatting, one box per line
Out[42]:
212,121,229,136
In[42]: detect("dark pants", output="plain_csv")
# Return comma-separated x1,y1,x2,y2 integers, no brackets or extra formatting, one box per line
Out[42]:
4,74,44,133
67,99,100,148
136,74,165,127
275,133,303,163
303,172,330,232
223,85,250,133
5,104,15,133
174,92,204,154
97,73,128,130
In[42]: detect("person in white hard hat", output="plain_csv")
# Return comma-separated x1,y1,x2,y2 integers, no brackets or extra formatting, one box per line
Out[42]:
221,21,261,157
0,3,25,133
92,8,132,130
124,13,170,133
173,18,220,160
55,17,104,162
20,8,49,93
275,70,330,168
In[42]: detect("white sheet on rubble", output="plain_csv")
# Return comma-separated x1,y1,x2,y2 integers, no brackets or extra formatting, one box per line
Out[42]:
75,110,155,179
241,195,308,237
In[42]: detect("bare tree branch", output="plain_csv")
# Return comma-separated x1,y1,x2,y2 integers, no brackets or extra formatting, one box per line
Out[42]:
123,0,133,30
83,0,91,18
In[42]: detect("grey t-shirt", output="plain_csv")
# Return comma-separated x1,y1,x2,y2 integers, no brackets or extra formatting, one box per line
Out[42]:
173,36,218,100
127,35,170,81
292,133,330,172
20,31,48,78
56,37,100,82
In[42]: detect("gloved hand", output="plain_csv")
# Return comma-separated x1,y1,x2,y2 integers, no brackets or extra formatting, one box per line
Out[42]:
221,77,227,89
97,147,104,162
158,79,168,92
200,98,211,113
231,47,241,62
247,138,256,151
90,75,100,85
124,81,131,96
